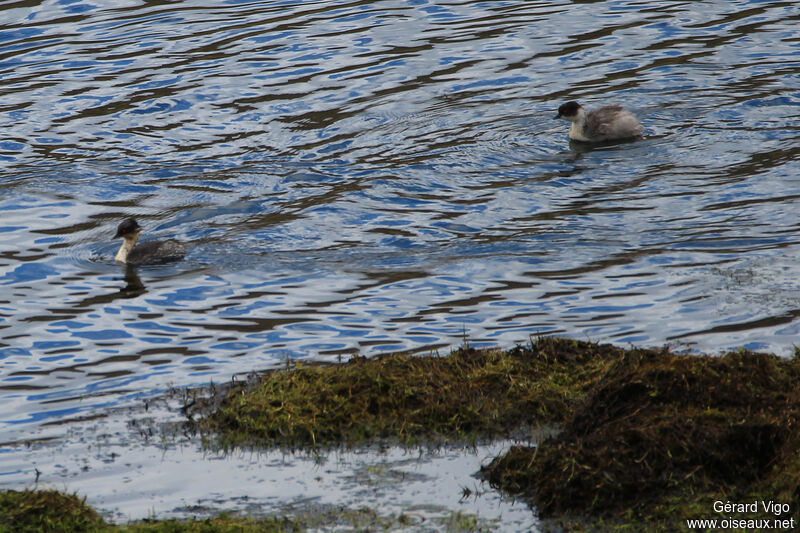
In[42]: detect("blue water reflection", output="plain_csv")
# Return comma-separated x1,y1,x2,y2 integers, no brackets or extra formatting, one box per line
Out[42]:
0,0,799,455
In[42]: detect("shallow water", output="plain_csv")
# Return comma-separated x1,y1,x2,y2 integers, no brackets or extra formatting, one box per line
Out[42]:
1,0,799,526
3,398,537,530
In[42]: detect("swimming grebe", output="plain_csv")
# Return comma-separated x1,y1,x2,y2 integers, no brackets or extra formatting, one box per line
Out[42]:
114,218,185,265
555,101,643,142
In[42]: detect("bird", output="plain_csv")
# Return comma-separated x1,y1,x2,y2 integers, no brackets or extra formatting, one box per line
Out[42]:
113,218,186,265
555,101,643,142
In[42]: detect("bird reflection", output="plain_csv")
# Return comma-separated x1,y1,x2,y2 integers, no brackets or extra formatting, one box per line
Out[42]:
67,264,146,309
119,264,146,298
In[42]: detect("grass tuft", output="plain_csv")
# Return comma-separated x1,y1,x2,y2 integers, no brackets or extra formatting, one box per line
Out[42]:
191,337,623,449
0,489,105,533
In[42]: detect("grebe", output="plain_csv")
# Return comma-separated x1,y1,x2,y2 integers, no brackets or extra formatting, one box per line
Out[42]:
114,218,185,265
555,101,643,142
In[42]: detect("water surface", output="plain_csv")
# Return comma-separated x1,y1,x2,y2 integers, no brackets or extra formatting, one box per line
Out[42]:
1,0,799,526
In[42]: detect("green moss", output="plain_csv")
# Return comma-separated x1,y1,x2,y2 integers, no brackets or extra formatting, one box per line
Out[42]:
192,337,623,449
0,489,105,533
0,490,491,533
0,490,294,533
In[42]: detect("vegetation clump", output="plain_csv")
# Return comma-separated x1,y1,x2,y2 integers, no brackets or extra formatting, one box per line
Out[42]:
481,345,800,529
191,337,624,448
192,336,800,528
0,489,490,532
0,489,297,532
0,489,105,533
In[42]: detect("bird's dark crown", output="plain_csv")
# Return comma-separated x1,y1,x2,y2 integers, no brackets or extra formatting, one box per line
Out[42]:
556,101,583,118
114,218,142,239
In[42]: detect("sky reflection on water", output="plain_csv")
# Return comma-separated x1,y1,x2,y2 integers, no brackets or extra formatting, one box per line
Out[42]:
1,0,800,524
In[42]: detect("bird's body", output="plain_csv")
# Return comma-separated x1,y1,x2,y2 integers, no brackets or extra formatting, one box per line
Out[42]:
555,101,643,142
114,218,185,265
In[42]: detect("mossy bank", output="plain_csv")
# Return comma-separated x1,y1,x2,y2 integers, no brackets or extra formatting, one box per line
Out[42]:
0,489,293,533
189,337,623,448
190,337,800,531
6,338,799,532
0,489,491,532
481,342,800,531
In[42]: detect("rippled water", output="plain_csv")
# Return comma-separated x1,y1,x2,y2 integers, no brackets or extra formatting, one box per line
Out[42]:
1,0,800,524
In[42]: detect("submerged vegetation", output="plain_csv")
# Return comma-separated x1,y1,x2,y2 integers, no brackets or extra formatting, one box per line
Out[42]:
8,337,799,531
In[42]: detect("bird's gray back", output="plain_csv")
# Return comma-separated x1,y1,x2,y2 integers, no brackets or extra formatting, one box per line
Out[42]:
128,240,186,265
584,105,642,140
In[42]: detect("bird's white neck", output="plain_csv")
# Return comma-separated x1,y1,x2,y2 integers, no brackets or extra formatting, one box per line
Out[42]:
115,233,139,263
568,120,591,142
566,108,591,141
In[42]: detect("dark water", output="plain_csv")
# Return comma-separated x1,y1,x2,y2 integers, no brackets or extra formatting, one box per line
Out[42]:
1,0,799,525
